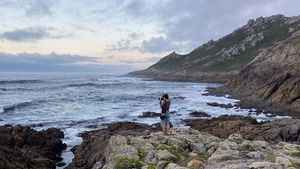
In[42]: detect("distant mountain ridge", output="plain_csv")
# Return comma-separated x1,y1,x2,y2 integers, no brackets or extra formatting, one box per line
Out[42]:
128,14,300,82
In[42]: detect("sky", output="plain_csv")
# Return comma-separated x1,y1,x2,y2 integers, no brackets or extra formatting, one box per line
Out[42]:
0,0,299,74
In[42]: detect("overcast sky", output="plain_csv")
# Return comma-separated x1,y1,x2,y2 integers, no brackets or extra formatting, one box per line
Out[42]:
0,0,299,74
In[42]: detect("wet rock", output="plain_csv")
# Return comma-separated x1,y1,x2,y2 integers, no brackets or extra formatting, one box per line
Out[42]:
189,111,211,117
56,161,67,167
207,102,235,109
138,111,160,118
173,96,186,100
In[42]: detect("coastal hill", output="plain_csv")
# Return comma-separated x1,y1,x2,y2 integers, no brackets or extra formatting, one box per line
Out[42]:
217,29,300,117
128,14,300,83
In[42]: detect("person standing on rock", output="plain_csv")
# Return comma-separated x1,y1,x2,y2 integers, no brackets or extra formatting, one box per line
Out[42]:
160,94,171,135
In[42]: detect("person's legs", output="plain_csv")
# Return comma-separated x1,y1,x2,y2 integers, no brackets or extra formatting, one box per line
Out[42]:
166,116,171,135
166,124,170,135
161,125,166,134
161,119,166,134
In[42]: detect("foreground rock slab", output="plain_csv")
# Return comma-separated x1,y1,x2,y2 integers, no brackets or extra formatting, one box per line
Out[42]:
94,128,300,169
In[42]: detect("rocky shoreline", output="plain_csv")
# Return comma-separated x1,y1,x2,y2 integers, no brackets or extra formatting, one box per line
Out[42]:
65,115,300,169
1,114,299,169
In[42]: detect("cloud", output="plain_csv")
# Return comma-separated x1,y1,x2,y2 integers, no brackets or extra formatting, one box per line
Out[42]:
106,39,133,52
0,52,99,65
120,0,300,53
128,32,141,40
0,52,135,74
140,36,177,53
0,27,72,42
106,32,141,52
25,0,56,17
0,27,49,42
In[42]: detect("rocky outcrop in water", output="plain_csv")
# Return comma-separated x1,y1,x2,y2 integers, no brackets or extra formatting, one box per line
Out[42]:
0,125,67,169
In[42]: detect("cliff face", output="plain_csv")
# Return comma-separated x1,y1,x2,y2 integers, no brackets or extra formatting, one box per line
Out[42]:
222,30,300,116
128,15,300,82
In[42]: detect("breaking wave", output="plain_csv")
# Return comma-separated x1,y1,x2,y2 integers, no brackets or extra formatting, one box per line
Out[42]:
0,80,42,85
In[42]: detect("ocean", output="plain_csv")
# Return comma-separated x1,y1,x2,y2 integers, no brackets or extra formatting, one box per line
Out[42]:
0,73,288,166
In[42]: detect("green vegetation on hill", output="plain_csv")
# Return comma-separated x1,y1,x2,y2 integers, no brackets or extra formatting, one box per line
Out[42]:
150,15,300,73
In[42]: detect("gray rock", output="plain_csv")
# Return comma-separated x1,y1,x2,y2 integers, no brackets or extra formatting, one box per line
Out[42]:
156,161,168,169
144,150,157,164
156,150,176,161
249,161,282,168
275,156,292,167
164,163,188,169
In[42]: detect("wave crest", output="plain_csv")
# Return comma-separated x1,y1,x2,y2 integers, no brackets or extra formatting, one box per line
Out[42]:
0,80,42,85
3,100,45,113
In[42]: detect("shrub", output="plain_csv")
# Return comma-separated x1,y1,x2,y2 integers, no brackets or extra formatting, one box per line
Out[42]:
115,157,143,169
137,148,147,161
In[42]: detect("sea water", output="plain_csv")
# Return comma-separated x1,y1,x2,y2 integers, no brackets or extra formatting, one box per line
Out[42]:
0,73,288,167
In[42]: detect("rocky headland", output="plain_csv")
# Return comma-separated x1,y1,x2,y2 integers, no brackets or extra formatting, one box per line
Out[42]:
128,15,300,83
0,125,67,169
128,14,300,119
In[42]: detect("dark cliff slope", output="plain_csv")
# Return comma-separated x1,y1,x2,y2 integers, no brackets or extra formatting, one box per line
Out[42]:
128,15,300,83
217,30,300,117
